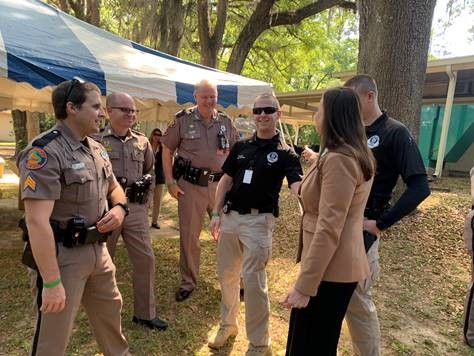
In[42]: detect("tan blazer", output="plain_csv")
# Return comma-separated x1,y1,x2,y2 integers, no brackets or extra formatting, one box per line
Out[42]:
295,149,373,297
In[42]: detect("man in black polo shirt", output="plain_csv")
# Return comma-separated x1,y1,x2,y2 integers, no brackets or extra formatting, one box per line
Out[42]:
208,93,302,354
344,75,431,356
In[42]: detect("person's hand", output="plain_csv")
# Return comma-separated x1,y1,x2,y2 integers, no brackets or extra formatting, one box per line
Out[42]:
97,206,125,233
281,286,310,309
168,183,184,200
302,146,319,163
41,282,66,314
210,215,221,241
363,219,381,236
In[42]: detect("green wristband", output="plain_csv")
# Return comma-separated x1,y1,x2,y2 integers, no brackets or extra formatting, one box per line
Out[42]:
211,212,220,218
43,278,61,289
166,180,177,187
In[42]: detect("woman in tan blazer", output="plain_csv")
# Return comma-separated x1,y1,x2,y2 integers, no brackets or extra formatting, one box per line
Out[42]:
282,87,375,355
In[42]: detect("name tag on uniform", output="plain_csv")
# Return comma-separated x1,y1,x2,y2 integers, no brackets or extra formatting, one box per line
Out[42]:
243,169,253,184
71,162,85,170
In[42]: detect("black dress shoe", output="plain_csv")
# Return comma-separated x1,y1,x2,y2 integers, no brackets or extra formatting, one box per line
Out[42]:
132,316,168,330
151,223,160,229
175,288,193,302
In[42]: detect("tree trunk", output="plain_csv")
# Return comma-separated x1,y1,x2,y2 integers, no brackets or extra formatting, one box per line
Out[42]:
158,0,187,57
357,0,436,140
197,0,228,68
11,110,28,158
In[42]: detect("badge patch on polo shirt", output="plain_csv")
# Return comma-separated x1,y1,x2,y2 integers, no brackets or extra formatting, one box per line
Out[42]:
267,152,278,163
23,174,37,191
25,148,48,170
367,135,380,149
100,150,109,159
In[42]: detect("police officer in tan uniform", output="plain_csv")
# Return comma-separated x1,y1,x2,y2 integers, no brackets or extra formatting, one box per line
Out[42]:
17,79,130,356
95,92,167,330
162,79,239,302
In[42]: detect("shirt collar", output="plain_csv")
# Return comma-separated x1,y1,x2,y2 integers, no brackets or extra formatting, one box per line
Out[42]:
366,111,388,134
55,120,82,151
103,123,135,140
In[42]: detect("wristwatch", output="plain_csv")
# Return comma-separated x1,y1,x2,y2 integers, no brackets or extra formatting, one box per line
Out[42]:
114,202,130,217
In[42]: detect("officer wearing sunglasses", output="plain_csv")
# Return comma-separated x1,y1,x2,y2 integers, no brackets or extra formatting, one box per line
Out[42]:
208,93,303,354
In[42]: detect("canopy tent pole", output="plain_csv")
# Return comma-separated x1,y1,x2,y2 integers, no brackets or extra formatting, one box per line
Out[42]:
434,65,457,177
293,124,300,145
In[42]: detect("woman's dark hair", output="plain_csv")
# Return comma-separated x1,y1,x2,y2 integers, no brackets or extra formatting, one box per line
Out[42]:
149,128,162,145
320,86,375,181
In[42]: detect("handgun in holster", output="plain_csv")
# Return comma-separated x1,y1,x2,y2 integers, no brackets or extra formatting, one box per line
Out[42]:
172,156,190,180
18,217,37,270
127,174,153,204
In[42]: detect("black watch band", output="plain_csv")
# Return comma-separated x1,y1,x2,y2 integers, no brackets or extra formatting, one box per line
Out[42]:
115,202,130,217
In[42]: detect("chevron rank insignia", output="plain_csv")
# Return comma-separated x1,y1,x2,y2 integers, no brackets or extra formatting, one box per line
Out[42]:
23,174,37,192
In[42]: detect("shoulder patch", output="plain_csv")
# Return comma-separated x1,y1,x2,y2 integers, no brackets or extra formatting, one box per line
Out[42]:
32,130,61,148
166,119,177,130
25,148,48,170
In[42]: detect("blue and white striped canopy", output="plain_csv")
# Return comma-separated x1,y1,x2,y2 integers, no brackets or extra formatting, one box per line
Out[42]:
0,0,271,113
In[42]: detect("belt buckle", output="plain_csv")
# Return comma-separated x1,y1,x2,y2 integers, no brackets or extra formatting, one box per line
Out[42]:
208,174,215,183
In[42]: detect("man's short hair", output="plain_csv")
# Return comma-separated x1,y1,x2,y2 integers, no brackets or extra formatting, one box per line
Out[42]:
344,74,378,96
194,79,217,94
52,79,101,120
254,93,280,109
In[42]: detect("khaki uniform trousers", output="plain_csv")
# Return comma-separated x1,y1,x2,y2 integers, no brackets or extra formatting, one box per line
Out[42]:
177,179,217,291
217,211,275,347
30,243,129,356
107,202,156,320
151,184,165,225
345,237,381,356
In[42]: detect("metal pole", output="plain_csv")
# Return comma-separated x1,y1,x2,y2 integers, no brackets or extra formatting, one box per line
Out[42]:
434,65,457,177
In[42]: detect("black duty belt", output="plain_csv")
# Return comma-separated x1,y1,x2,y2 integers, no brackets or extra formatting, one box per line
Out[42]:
183,168,223,186
230,207,274,215
54,225,109,248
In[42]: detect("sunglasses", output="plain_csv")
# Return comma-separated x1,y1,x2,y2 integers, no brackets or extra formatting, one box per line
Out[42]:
111,107,140,115
64,77,85,104
252,107,278,115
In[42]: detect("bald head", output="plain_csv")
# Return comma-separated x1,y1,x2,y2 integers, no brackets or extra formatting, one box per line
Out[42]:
106,92,134,107
106,92,137,135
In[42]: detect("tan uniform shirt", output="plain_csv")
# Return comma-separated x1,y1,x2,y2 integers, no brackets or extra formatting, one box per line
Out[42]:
17,120,117,227
161,107,239,172
96,124,154,188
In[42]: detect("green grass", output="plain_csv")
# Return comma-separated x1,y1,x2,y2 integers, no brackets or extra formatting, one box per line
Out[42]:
0,176,473,355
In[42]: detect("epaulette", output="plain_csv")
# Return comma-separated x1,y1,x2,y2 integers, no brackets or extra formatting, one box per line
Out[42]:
131,129,145,136
32,129,61,148
217,110,230,119
176,109,191,118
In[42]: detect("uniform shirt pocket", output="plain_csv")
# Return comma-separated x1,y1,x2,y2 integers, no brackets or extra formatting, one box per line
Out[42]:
108,151,120,160
63,168,95,202
182,132,202,151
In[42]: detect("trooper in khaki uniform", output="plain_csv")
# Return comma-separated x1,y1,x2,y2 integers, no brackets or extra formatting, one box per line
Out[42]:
162,79,239,302
209,94,302,355
17,79,130,356
95,92,168,330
